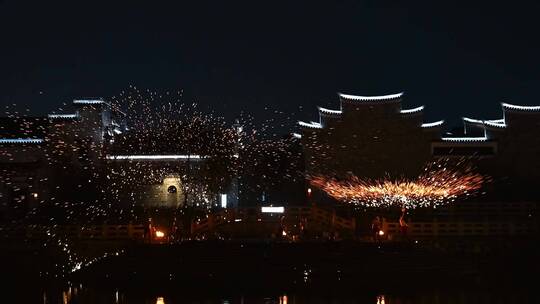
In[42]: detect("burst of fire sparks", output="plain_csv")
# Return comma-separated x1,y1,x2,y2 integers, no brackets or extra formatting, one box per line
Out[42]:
309,162,487,209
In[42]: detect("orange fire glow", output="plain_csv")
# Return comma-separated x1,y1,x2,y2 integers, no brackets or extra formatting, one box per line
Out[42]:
309,162,487,209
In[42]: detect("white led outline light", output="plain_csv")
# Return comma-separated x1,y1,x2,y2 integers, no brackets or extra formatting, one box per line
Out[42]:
338,92,404,101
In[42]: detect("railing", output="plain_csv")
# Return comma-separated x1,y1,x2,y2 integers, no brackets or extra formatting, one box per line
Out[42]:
382,220,538,238
0,224,147,241
191,206,356,235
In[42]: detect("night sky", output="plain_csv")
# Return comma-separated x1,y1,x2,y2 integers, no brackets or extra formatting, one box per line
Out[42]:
2,0,540,130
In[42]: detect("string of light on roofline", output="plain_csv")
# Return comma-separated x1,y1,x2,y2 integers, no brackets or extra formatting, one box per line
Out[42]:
0,138,44,144
48,114,79,119
421,120,444,128
463,117,507,130
463,117,485,124
106,154,240,160
318,107,342,115
106,155,203,160
483,121,506,128
305,94,540,137
338,92,404,101
441,137,488,142
298,121,323,129
400,106,424,114
463,117,506,126
501,102,540,111
73,99,105,105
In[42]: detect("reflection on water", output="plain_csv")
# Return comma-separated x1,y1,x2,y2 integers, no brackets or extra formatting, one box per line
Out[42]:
34,286,537,304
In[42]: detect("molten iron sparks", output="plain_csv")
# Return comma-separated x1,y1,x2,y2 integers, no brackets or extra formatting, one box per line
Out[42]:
309,164,487,209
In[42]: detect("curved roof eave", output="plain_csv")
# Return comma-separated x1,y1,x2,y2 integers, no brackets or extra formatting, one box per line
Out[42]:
484,121,507,128
298,121,323,129
338,92,404,101
0,138,44,144
441,136,488,142
462,117,485,125
73,99,105,105
400,106,424,114
48,113,79,120
421,120,444,128
317,106,342,115
463,117,506,128
501,102,540,112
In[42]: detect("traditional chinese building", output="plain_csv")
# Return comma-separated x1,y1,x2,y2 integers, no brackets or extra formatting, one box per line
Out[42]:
299,92,441,179
299,92,540,195
0,99,126,219
0,98,239,221
299,92,540,238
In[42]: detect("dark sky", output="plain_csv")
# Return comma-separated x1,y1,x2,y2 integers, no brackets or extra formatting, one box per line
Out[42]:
2,0,540,130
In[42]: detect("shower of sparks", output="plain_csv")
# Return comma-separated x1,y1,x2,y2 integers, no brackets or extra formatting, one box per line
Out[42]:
309,160,488,209
1,86,305,277
102,87,240,216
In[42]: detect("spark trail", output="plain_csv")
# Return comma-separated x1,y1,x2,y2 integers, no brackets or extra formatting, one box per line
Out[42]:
309,161,487,209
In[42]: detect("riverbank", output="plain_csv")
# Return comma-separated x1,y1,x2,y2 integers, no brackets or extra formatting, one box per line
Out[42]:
4,239,539,290
74,239,539,289
3,239,540,302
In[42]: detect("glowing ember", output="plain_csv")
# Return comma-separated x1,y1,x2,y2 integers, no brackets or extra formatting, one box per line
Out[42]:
309,161,487,209
155,230,165,238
